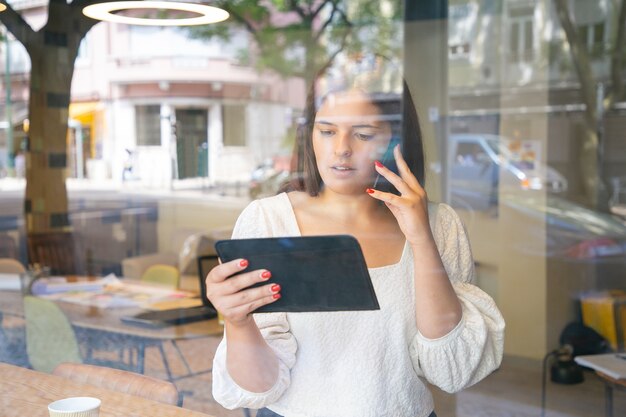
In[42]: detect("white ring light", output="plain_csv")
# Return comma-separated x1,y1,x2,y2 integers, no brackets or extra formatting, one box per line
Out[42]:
83,1,229,26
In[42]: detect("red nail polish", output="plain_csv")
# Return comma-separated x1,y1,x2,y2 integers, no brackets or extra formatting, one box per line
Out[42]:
271,284,281,293
375,160,384,168
366,188,375,194
273,293,281,300
261,271,271,279
239,259,249,268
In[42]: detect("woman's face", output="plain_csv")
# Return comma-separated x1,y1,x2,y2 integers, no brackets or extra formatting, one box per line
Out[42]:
312,90,392,195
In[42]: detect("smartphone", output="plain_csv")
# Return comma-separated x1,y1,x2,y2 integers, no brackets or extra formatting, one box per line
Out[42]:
372,136,401,192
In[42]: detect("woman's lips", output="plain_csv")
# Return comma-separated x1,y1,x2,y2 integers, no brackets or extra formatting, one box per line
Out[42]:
329,165,356,177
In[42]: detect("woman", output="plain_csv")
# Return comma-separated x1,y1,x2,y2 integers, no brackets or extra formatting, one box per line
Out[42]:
206,76,505,417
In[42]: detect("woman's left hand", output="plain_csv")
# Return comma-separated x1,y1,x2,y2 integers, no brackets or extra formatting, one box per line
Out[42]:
367,144,432,246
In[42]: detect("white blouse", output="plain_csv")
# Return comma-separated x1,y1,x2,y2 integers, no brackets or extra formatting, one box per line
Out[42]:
212,193,505,417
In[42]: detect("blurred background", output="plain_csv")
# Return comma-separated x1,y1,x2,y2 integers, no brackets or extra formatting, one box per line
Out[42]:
0,0,625,416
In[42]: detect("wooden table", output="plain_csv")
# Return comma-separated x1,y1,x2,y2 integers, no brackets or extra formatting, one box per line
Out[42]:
0,289,223,379
0,362,215,417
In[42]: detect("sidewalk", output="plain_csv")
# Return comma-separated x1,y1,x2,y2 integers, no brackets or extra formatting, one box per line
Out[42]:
0,177,252,206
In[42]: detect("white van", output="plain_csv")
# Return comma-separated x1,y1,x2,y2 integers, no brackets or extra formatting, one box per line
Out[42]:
448,134,568,210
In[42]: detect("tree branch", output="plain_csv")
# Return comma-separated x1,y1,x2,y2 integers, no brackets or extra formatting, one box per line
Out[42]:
314,2,338,43
70,0,125,12
0,2,36,49
316,14,352,77
607,0,626,108
313,0,333,18
554,0,597,126
222,4,260,35
288,0,307,20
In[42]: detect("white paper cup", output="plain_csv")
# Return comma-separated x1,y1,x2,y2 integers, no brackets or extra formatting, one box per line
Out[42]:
48,397,101,417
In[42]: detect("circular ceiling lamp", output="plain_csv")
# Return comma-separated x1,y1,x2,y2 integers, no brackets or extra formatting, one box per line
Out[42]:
83,1,229,26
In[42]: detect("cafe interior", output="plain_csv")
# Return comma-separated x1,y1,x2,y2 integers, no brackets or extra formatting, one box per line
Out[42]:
1,0,626,416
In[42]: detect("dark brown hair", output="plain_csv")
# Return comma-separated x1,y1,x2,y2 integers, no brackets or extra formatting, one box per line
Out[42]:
282,80,425,196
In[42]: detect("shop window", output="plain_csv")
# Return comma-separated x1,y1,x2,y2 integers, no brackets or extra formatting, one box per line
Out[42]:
223,104,246,147
578,22,606,56
509,7,534,63
135,105,161,147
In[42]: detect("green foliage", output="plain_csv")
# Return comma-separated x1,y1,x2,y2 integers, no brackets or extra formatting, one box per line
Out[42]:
186,0,403,84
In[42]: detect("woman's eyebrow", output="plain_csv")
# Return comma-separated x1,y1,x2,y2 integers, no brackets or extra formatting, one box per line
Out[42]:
352,124,382,130
315,119,383,129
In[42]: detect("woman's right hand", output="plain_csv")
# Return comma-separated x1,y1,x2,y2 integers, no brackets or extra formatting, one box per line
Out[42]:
205,258,281,327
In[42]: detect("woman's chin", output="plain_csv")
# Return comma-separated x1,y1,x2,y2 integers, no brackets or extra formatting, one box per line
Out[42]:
320,180,373,196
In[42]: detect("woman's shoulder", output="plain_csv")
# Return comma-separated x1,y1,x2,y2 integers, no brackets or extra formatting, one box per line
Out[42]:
428,201,465,233
246,191,309,216
285,190,311,209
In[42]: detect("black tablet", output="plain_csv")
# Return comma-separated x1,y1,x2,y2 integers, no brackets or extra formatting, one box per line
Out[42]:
214,235,380,313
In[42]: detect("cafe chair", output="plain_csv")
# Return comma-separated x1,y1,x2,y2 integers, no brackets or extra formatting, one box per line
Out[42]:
141,264,180,288
23,296,130,374
53,362,181,406
27,232,85,275
0,258,28,366
0,258,26,274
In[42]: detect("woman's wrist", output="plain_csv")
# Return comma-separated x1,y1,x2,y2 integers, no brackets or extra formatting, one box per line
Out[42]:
407,230,436,250
224,315,257,332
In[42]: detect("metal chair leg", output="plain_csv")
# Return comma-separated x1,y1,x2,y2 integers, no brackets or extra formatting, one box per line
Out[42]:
157,343,174,381
171,340,193,376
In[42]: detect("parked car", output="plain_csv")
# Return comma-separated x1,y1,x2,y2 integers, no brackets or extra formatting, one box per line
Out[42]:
249,157,291,199
449,134,568,211
501,192,626,260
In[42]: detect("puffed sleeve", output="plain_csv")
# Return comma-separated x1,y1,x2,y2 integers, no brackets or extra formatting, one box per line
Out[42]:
212,199,298,409
409,204,505,393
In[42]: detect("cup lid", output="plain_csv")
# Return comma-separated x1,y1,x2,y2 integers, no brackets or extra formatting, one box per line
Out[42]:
48,397,101,412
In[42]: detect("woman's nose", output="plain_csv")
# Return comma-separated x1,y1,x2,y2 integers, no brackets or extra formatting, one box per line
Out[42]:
334,133,352,157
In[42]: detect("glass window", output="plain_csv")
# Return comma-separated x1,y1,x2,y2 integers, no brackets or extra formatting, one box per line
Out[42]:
2,1,626,416
509,7,534,63
222,104,246,147
135,105,161,147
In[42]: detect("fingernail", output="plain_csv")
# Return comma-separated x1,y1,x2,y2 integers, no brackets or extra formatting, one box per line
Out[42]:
366,188,375,194
271,284,281,293
273,293,281,300
374,160,384,168
261,270,271,279
239,259,249,268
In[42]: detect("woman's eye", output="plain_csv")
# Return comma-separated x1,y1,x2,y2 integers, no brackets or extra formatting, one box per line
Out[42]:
319,129,335,137
354,132,375,141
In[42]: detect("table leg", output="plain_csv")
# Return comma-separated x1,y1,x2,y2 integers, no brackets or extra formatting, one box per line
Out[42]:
605,382,613,417
137,342,146,374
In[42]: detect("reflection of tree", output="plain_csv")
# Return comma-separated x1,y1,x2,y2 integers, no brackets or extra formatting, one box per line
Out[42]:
187,0,403,88
188,1,403,187
554,0,626,210
0,1,102,236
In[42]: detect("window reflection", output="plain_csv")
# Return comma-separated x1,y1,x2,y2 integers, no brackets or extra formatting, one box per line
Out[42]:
1,0,626,416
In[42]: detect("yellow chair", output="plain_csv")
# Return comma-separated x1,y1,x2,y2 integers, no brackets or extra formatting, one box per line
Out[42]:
141,264,180,288
53,362,180,406
23,296,83,373
0,258,26,274
0,259,27,366
23,296,130,374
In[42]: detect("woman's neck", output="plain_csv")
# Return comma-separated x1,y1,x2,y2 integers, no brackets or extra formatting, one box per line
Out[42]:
316,188,385,220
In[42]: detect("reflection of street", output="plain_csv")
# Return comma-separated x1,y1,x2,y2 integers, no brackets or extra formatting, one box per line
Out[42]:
0,178,249,275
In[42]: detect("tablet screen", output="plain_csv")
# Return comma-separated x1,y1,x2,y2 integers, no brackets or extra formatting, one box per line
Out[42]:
215,235,380,313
